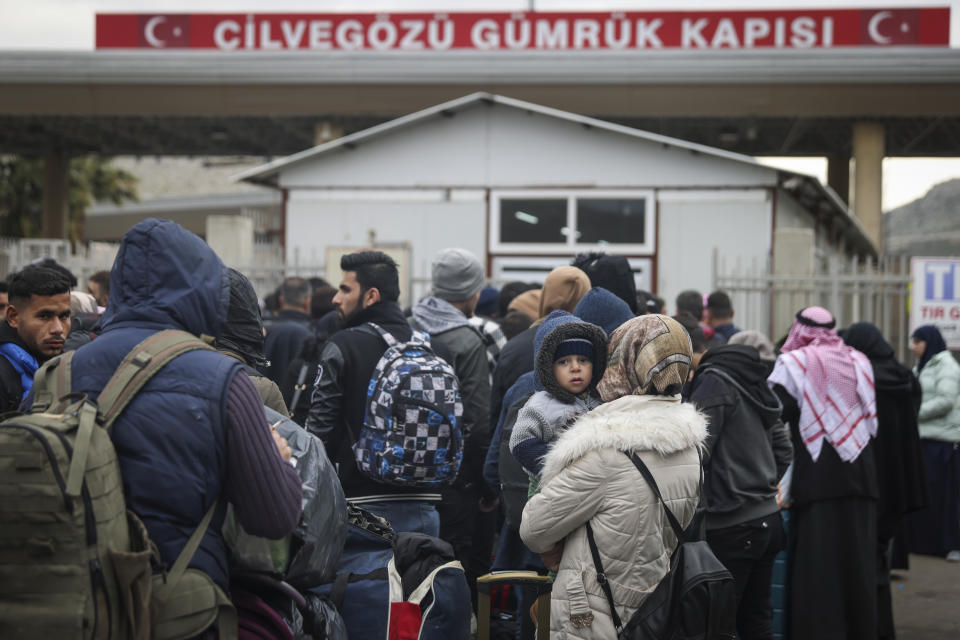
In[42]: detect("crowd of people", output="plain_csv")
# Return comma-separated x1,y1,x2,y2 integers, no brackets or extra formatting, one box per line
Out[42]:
1,217,956,640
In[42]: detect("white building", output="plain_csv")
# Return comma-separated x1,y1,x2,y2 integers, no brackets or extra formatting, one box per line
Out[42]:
238,92,874,328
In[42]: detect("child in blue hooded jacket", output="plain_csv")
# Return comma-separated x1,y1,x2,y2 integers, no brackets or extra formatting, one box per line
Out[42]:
509,310,608,481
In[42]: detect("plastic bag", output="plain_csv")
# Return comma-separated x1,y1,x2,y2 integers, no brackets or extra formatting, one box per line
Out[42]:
266,407,349,588
224,407,348,585
299,594,348,640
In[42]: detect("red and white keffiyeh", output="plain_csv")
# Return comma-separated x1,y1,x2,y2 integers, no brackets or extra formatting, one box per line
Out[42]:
768,306,877,462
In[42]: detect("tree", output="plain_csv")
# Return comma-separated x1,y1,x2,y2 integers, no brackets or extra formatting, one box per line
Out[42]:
0,155,138,243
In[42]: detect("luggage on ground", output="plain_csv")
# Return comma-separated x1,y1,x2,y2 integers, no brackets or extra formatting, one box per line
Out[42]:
476,571,553,640
312,505,472,639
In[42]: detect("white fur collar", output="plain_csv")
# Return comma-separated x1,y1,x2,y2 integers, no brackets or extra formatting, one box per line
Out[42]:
540,395,708,485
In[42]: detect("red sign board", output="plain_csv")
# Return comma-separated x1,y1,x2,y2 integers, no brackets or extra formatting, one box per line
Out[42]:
96,9,950,51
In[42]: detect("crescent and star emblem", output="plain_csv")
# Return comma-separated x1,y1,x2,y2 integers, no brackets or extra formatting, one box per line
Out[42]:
867,11,909,45
145,16,185,48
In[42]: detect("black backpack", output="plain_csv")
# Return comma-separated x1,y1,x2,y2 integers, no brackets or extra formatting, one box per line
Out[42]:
586,451,736,640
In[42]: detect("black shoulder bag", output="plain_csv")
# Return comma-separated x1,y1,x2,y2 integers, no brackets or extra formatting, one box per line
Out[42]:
584,451,736,640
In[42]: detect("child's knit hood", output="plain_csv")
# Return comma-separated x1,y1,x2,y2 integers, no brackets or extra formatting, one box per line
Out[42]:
533,310,608,403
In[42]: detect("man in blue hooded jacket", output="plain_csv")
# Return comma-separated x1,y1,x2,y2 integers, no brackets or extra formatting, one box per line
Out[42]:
69,218,302,597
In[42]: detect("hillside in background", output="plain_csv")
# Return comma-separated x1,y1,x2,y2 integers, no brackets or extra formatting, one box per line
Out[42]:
885,178,960,256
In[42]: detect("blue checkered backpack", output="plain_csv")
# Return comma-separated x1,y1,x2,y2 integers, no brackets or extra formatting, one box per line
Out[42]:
354,322,464,487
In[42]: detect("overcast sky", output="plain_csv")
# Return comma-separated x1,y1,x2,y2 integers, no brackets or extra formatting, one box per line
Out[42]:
2,0,958,210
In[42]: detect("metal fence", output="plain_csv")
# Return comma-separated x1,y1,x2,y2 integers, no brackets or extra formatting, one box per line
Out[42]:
714,251,912,362
0,238,441,306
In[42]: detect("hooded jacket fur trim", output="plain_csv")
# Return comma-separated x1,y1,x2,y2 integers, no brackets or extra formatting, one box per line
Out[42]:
540,394,707,485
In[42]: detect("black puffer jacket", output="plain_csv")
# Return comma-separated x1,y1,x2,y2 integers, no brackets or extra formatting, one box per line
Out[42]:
687,345,793,529
305,301,439,502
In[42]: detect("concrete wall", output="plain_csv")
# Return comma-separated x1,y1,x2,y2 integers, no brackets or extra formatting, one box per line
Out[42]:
657,189,772,324
285,190,486,305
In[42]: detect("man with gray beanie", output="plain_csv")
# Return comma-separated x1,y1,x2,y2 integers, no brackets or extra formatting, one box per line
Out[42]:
411,247,494,611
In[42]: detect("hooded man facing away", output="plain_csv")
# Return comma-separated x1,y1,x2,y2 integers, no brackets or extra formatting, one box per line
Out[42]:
687,344,792,640
67,219,302,597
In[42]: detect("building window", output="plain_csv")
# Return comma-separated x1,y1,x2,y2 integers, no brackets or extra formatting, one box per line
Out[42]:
577,198,646,245
499,198,568,244
490,190,654,254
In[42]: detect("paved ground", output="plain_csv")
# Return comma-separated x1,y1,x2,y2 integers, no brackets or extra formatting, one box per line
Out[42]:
892,554,960,639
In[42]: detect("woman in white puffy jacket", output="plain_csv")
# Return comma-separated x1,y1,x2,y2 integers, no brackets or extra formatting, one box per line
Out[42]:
520,314,707,639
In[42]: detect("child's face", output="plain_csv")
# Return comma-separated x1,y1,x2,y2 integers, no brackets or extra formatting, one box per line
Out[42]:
553,356,593,395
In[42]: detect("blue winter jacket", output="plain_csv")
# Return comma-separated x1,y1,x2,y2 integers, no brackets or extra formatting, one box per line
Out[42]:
70,218,242,591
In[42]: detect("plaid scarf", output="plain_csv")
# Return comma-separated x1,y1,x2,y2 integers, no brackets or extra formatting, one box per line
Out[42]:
769,306,877,462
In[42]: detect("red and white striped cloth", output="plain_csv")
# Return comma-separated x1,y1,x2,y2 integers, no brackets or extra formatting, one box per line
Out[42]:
768,307,877,462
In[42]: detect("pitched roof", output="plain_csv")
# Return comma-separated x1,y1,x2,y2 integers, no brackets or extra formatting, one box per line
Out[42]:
236,91,875,256
234,91,762,184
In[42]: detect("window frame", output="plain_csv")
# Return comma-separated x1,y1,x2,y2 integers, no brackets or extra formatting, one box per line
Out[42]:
490,189,656,255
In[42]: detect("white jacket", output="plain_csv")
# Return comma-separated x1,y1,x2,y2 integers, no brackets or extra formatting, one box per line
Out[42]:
520,394,707,639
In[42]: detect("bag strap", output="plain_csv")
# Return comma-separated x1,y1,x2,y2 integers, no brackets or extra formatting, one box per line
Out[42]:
289,361,311,413
584,522,624,632
97,330,214,431
624,451,688,542
154,501,219,604
29,350,74,413
365,322,397,348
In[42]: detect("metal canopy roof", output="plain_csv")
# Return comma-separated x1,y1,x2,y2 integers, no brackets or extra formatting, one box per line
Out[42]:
2,48,959,85
2,48,960,159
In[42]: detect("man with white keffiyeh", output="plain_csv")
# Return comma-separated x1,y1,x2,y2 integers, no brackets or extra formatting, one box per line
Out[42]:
769,306,880,640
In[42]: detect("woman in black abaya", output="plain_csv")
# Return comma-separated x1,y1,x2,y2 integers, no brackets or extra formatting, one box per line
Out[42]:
843,322,927,640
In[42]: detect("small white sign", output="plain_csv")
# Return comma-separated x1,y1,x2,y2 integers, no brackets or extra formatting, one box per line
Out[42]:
911,257,960,349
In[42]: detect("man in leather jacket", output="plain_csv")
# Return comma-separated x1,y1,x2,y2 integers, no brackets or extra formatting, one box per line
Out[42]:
305,250,441,535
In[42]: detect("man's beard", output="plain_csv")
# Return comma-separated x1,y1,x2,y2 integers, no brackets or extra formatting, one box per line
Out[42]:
337,305,361,328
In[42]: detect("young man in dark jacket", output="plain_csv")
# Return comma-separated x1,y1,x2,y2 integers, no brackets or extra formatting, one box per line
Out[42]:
306,250,441,535
410,247,493,606
0,265,72,412
687,344,792,640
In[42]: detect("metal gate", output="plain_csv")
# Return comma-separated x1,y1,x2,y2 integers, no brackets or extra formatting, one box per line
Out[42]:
714,252,912,362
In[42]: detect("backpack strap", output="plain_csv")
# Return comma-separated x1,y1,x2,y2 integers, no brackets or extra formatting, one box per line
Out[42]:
27,351,72,413
366,322,431,349
365,322,397,348
97,330,214,431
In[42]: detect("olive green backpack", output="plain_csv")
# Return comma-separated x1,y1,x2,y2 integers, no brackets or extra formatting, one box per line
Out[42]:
0,330,237,640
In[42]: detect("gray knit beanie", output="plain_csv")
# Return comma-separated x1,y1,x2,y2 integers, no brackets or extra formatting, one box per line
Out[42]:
432,248,484,302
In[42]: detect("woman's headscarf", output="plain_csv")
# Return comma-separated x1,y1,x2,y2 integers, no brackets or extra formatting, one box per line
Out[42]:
911,324,947,372
768,306,877,462
597,314,691,402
